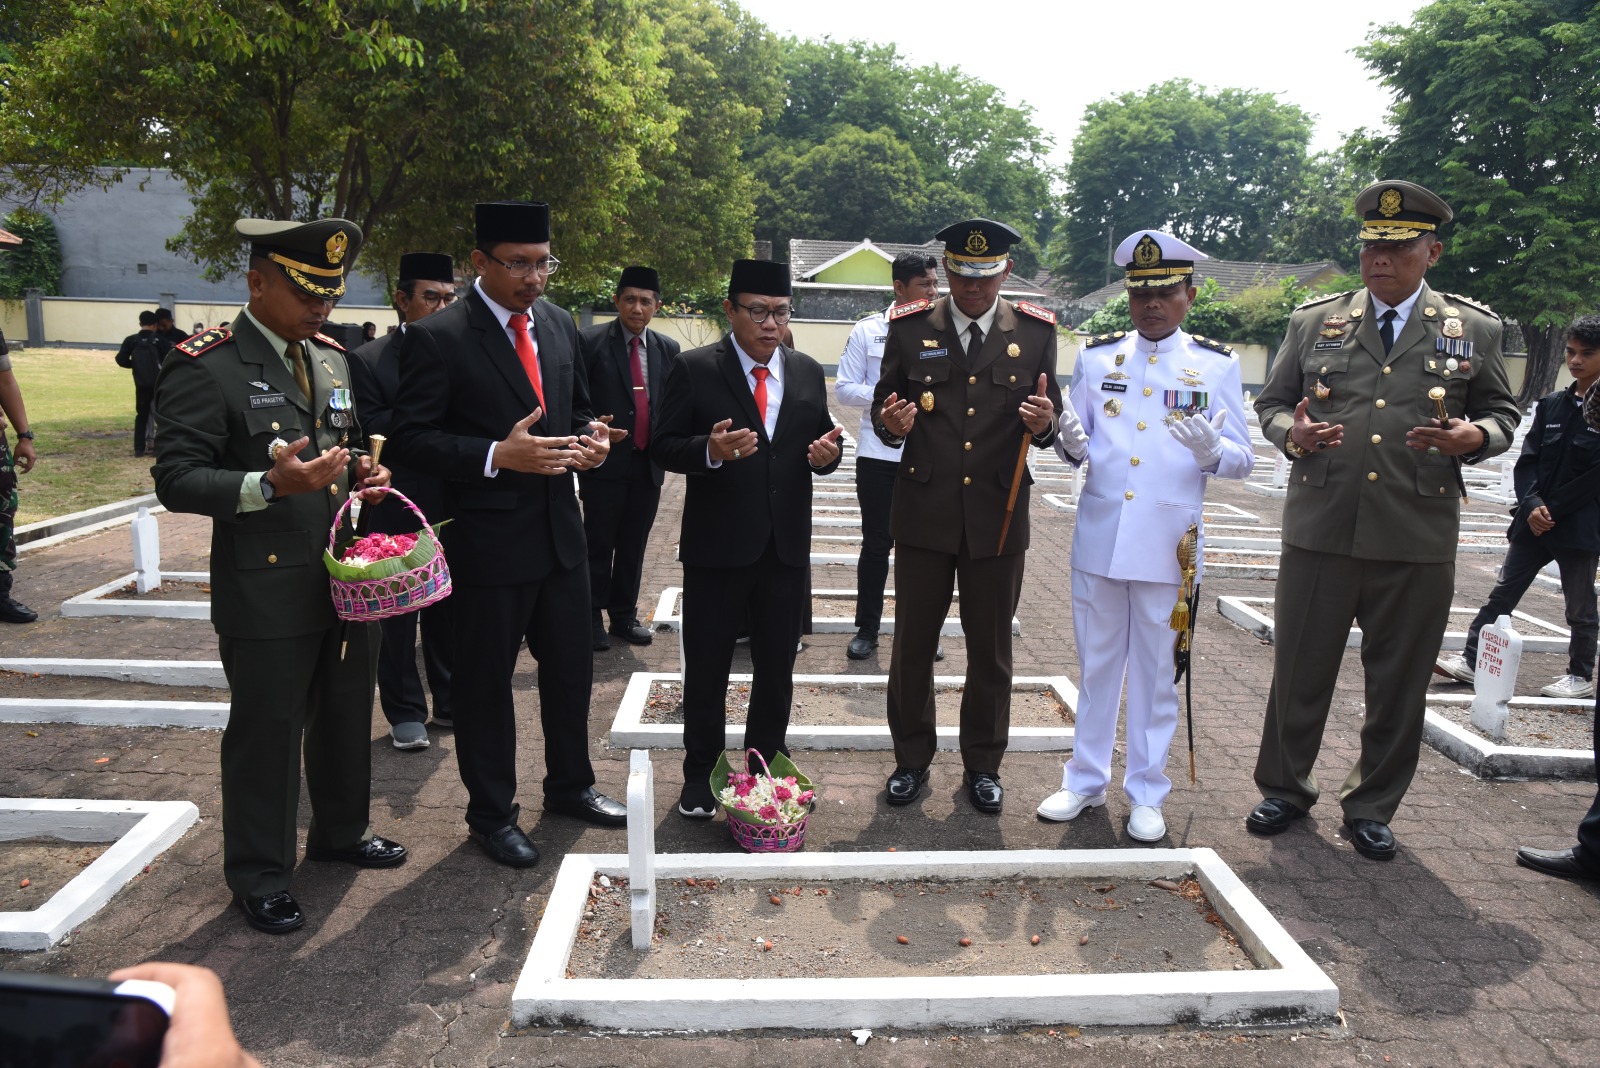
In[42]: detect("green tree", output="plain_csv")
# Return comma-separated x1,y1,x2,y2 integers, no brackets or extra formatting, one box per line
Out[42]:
1355,0,1600,403
1229,278,1310,347
1078,279,1238,340
758,126,933,252
1269,150,1370,267
0,208,63,298
1054,80,1315,293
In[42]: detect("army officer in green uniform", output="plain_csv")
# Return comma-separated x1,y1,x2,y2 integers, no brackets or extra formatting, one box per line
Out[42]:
1248,181,1520,860
152,218,407,933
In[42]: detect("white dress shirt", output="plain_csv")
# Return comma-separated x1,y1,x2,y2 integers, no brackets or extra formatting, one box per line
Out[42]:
476,277,541,477
706,338,784,468
1370,284,1424,344
835,306,902,462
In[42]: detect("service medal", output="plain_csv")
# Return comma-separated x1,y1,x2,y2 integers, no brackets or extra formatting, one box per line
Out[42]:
1423,306,1437,318
1442,317,1464,339
1006,343,1020,357
1444,306,1460,316
1179,376,1204,387
1319,327,1346,339
1313,380,1331,401
1114,353,1125,366
1103,398,1121,417
1323,316,1348,329
922,339,940,349
1445,358,1459,371
1104,370,1130,381
267,437,289,462
919,391,935,412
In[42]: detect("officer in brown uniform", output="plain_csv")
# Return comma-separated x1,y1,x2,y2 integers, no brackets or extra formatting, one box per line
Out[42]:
1248,180,1520,860
871,218,1063,813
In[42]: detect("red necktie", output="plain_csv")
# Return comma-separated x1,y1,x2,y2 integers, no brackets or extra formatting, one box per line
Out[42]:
751,365,769,428
507,312,546,412
629,335,649,448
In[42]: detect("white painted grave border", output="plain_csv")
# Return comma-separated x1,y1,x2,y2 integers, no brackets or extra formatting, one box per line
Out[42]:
62,571,211,620
1216,596,1571,652
647,586,1016,637
1421,712,1594,781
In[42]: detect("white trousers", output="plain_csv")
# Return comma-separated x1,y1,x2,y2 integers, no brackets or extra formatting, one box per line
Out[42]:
1064,570,1182,808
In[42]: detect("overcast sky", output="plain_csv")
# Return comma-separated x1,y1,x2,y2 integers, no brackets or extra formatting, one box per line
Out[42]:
742,0,1428,166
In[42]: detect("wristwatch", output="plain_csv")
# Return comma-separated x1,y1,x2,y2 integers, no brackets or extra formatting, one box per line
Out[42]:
1283,435,1308,459
259,472,284,504
15,429,34,440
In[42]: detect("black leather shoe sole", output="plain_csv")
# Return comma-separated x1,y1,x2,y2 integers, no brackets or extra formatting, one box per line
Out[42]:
885,768,930,806
544,792,628,828
1245,798,1306,836
305,835,408,868
235,892,305,934
470,826,541,868
1343,818,1396,861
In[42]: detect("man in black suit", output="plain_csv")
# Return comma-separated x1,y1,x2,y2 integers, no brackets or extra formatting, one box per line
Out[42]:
651,259,843,817
390,201,627,868
578,265,680,651
350,251,457,750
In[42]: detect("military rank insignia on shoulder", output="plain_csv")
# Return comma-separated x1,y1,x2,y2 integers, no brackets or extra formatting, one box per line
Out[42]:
1441,292,1499,320
1014,300,1056,325
888,299,931,320
176,327,232,357
1084,331,1126,348
1190,335,1234,356
312,331,348,352
1294,290,1352,312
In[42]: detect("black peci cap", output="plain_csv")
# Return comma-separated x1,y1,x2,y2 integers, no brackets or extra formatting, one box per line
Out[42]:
727,259,792,299
618,265,661,294
475,201,551,246
397,252,454,284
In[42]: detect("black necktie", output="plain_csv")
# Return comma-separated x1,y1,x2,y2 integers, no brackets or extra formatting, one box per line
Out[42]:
967,323,984,360
1380,309,1397,356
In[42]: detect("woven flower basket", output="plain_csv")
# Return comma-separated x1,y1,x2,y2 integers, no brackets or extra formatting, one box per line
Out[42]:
711,748,814,853
323,488,452,622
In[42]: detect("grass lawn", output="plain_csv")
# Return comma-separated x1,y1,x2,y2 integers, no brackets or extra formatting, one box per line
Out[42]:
6,347,154,524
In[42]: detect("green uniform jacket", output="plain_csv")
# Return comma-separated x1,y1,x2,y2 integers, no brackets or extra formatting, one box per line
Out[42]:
151,315,361,638
871,296,1062,558
1255,283,1520,563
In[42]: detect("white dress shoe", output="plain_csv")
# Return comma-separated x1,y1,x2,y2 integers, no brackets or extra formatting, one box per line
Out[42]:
1126,805,1166,842
1036,789,1106,822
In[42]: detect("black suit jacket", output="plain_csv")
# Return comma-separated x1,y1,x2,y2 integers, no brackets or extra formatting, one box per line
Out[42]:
650,338,840,569
1508,386,1600,552
389,288,593,585
576,318,680,487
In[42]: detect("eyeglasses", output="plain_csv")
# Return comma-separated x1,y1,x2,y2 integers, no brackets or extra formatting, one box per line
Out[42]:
487,253,560,278
733,301,793,324
413,289,457,306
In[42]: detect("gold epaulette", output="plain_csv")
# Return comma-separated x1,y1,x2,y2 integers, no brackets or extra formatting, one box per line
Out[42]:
1014,300,1057,325
888,299,931,321
1083,331,1126,348
312,331,348,352
1441,292,1500,320
1190,335,1234,356
1293,290,1353,312
176,327,231,357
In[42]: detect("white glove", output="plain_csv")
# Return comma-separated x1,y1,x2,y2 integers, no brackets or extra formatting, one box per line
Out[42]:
1054,393,1088,464
1169,408,1227,470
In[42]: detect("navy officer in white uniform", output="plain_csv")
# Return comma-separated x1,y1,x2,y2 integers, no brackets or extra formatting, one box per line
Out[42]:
1036,231,1254,841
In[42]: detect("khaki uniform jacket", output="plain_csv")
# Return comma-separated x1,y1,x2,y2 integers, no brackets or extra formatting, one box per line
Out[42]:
1255,283,1520,563
152,315,360,639
871,296,1062,558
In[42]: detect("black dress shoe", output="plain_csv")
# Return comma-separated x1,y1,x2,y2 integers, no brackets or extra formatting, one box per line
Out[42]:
544,787,627,827
1516,846,1600,882
305,834,408,868
1343,817,1396,861
235,891,305,934
966,771,1003,814
846,634,877,660
934,644,945,662
469,825,541,868
885,766,930,806
591,617,610,652
1245,797,1307,836
0,596,38,624
609,619,653,646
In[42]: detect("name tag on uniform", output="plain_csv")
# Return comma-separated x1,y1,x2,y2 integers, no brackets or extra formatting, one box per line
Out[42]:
919,348,949,359
248,393,288,408
1314,340,1345,350
1100,381,1127,393
873,335,887,344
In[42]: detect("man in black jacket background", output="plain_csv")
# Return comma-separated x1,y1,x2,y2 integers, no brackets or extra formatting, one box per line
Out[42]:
114,310,171,457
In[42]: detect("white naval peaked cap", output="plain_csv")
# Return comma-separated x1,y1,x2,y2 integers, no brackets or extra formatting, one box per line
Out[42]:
1114,230,1209,289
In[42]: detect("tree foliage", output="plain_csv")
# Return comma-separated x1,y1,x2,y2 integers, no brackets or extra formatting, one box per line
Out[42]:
1076,276,1308,349
0,208,64,298
1355,0,1600,403
1055,80,1315,293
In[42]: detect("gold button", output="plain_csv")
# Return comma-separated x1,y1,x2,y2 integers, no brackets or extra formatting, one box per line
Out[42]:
1320,365,1328,374
962,476,972,486
1443,370,1451,378
966,407,975,416
964,441,972,451
1382,366,1392,375
1301,475,1308,482
968,376,977,384
315,418,322,429
1367,472,1379,482
909,467,916,474
1148,355,1158,364
267,554,278,564
1375,399,1386,409
1136,421,1147,430
1371,434,1381,444
1439,486,1447,493
1130,457,1141,466
1143,387,1153,397
271,421,280,431
1125,490,1135,500
924,375,932,383
330,485,340,496
1008,375,1016,384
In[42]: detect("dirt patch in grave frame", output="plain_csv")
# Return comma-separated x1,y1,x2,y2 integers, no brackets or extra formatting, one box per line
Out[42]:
1431,702,1595,751
638,680,1073,728
0,669,227,704
98,579,212,602
566,873,1252,980
0,839,111,909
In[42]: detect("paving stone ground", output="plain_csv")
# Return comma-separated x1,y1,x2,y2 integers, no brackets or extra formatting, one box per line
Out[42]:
1,405,1598,1066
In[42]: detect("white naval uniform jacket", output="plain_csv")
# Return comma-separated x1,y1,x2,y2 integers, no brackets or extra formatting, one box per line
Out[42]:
1061,328,1254,585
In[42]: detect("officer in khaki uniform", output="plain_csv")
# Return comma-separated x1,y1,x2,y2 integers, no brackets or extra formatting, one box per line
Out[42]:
1248,181,1520,860
153,218,408,933
871,218,1063,814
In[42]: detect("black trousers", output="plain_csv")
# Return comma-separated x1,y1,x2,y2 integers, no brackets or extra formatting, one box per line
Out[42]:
580,458,662,624
217,624,376,897
375,597,453,726
1578,697,1600,867
1464,539,1598,680
133,384,155,454
680,538,804,781
449,564,597,833
853,456,897,635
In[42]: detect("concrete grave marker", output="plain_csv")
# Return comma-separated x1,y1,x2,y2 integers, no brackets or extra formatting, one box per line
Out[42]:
627,749,656,950
1471,615,1521,742
131,507,161,593
1271,452,1288,489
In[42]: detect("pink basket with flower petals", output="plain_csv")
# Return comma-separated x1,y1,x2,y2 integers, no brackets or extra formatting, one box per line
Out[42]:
712,748,813,853
323,488,451,622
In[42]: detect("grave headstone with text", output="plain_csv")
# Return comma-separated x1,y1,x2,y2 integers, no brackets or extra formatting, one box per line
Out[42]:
131,507,161,594
1471,615,1521,742
627,749,656,950
1271,452,1288,489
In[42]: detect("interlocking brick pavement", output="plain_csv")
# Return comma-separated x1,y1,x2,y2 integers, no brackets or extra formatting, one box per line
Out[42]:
1,403,1596,1066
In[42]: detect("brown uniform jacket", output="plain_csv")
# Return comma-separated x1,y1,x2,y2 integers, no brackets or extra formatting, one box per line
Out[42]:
871,296,1062,558
1255,283,1520,563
